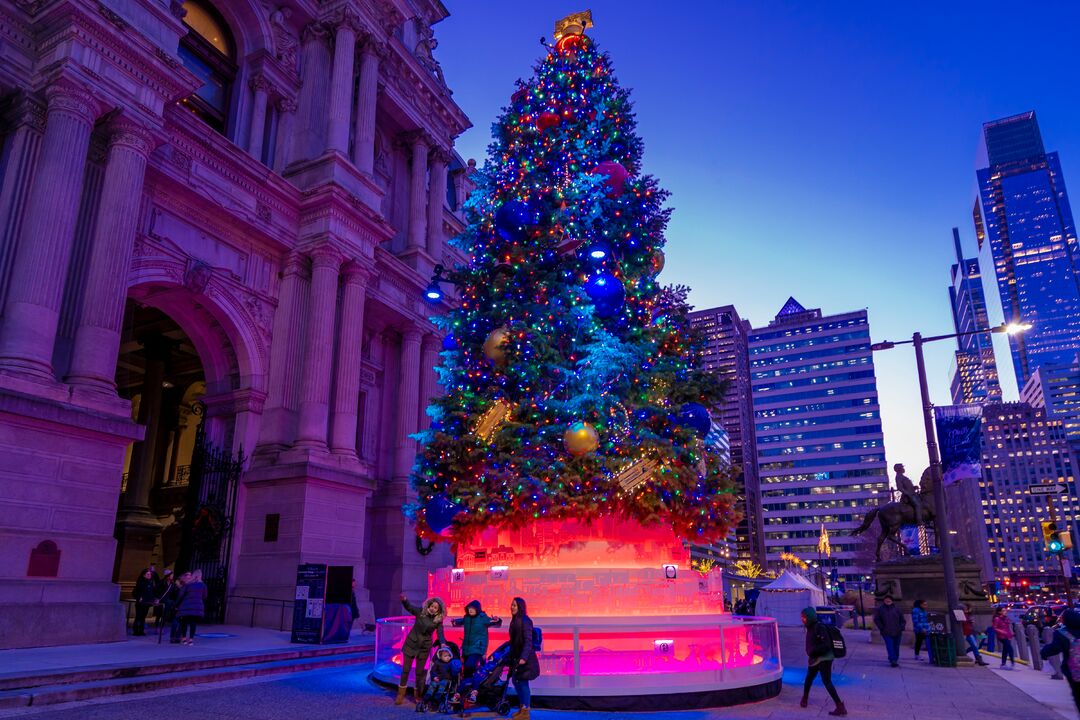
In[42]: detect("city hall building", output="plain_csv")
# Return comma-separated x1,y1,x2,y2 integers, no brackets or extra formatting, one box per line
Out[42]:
0,0,470,648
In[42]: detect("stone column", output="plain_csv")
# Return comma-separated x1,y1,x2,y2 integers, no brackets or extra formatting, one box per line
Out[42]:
273,96,298,172
330,262,370,455
394,327,423,477
0,82,98,380
418,333,440,430
295,245,342,449
351,39,382,173
405,133,430,251
326,9,359,155
67,119,156,395
0,94,45,313
292,23,331,162
426,148,450,257
247,75,270,158
259,251,306,447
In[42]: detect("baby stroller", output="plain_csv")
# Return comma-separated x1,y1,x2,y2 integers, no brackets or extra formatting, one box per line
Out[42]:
454,641,518,716
416,641,462,714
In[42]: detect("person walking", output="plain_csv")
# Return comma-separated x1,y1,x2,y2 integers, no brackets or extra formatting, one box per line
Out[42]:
911,599,930,660
992,607,1016,669
800,607,846,716
508,597,540,720
131,568,158,636
396,594,446,705
873,595,906,667
961,603,988,666
175,570,207,646
1041,609,1080,713
156,570,181,643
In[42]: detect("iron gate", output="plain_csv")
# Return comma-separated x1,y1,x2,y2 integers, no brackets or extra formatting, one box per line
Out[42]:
176,403,243,623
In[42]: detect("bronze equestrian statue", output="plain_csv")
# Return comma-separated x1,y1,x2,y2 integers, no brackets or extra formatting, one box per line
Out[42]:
851,466,937,561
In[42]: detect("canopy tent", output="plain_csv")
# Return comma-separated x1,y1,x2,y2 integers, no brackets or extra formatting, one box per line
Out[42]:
753,571,827,626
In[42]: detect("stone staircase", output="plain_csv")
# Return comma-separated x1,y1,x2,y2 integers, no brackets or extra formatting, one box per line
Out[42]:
0,641,374,710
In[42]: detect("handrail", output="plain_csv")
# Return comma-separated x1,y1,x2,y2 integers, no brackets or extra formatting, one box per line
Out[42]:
228,594,292,631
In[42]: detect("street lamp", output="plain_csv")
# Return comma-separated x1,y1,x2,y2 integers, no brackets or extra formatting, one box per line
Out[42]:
423,264,452,304
871,320,1030,649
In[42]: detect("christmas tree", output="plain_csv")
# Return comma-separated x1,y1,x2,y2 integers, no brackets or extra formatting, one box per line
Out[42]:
412,16,739,546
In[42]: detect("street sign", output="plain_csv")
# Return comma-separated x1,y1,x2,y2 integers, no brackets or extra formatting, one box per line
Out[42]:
1030,483,1067,495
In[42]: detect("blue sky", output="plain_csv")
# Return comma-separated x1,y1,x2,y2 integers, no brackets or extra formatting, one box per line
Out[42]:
434,1,1080,480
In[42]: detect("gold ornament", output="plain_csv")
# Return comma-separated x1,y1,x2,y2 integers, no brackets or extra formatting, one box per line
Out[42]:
483,327,510,364
475,399,512,442
554,10,593,39
563,421,599,456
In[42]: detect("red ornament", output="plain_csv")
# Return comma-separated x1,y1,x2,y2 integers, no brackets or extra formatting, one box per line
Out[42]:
511,88,528,104
593,161,630,198
537,111,561,131
556,33,586,55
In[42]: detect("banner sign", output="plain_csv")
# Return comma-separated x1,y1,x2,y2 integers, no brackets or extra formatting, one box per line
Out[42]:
934,405,983,485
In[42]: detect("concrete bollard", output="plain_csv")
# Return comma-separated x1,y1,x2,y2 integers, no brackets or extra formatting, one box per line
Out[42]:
1043,626,1064,680
1012,623,1030,662
1026,625,1043,670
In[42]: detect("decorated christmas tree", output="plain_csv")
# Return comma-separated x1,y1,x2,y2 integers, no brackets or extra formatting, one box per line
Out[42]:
411,14,739,548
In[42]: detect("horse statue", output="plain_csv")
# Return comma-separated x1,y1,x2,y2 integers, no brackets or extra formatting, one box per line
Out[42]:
851,467,937,561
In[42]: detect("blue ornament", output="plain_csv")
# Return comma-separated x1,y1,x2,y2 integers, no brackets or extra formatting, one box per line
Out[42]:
442,333,457,352
494,200,536,240
678,403,712,438
584,272,625,318
424,493,463,536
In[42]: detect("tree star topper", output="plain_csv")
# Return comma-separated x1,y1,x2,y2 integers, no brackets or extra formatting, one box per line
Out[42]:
554,10,593,40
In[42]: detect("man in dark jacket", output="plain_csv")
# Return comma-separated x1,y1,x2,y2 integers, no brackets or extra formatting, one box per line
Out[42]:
1042,609,1080,712
873,595,906,667
131,568,158,636
451,600,502,679
801,607,846,716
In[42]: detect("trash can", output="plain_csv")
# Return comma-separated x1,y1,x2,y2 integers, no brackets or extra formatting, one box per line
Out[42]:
928,633,956,667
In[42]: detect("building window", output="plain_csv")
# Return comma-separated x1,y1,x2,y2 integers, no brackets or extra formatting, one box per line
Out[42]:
178,0,237,134
264,513,280,542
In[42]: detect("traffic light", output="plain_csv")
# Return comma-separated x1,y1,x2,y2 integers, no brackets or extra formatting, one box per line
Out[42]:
1044,521,1065,555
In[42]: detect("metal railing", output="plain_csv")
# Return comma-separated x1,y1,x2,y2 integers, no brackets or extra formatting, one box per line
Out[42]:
229,595,292,631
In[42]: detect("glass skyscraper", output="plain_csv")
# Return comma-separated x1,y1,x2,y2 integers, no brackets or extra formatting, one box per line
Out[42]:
974,111,1080,386
948,227,1001,405
749,298,889,581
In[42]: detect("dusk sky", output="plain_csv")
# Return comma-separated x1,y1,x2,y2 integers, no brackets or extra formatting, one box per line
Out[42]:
434,1,1080,482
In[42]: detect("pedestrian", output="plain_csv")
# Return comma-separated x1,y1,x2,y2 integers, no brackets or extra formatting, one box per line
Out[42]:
873,594,906,667
175,570,207,646
507,597,540,720
911,599,930,660
451,599,502,683
131,568,158,636
396,594,446,706
992,606,1016,669
156,570,180,641
961,603,988,666
800,607,847,716
1040,609,1080,713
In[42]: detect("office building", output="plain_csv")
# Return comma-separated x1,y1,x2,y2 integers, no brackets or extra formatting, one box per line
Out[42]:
974,112,1080,387
1021,356,1080,449
690,305,763,565
947,228,1002,405
749,298,889,581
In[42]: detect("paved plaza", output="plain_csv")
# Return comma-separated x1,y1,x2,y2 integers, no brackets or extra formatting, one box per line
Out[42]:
1,628,1070,720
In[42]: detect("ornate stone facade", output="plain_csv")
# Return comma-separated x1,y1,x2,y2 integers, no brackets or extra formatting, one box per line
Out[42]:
0,0,471,648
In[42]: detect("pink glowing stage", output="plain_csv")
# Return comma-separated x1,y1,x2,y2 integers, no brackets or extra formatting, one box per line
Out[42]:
373,519,782,711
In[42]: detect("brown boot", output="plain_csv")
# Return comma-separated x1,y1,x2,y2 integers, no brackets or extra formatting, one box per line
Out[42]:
829,702,848,716
394,686,406,705
511,708,530,720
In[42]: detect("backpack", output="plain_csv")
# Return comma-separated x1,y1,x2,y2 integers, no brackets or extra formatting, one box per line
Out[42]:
532,625,543,652
1065,630,1080,679
823,624,847,658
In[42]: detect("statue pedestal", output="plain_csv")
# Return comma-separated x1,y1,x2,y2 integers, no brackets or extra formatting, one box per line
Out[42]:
872,554,992,653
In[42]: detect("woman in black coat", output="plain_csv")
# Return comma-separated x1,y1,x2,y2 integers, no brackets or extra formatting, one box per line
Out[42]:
131,568,158,636
508,597,539,720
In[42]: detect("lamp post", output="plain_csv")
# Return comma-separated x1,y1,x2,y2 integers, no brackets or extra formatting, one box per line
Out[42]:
871,321,1030,650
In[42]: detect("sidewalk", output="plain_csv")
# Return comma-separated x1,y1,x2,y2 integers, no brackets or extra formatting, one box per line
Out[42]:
1,625,374,678
990,662,1075,720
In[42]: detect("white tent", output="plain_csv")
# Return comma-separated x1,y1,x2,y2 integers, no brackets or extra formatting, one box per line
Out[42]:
754,571,828,626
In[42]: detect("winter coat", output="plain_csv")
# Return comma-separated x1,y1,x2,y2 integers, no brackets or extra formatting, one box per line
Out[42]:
452,600,502,658
911,605,930,634
1041,610,1080,682
992,614,1014,640
802,607,834,666
873,603,906,637
508,597,540,682
428,650,461,684
402,597,446,658
133,573,158,605
158,582,180,616
176,581,207,618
